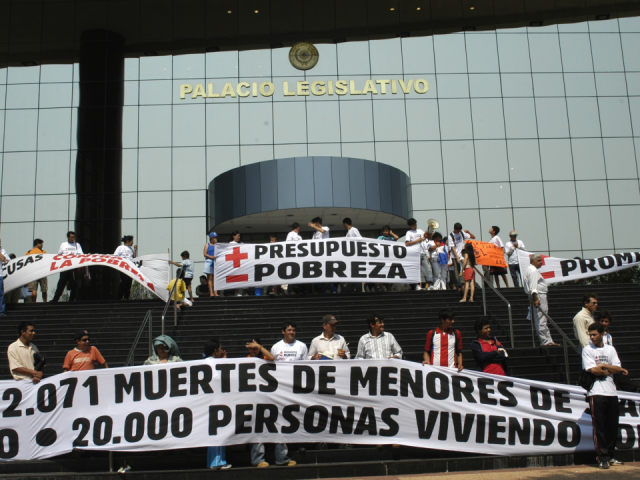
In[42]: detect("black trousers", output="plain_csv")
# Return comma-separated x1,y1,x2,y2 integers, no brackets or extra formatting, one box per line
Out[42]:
53,270,80,302
509,265,521,288
589,395,619,463
117,272,133,300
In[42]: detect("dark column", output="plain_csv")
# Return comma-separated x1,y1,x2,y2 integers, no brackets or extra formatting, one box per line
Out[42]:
75,30,124,300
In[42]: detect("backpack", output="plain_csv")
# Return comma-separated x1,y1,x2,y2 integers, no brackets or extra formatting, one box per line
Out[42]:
438,245,449,265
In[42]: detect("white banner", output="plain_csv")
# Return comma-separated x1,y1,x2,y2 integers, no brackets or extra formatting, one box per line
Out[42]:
214,238,419,290
2,253,170,301
1,359,639,461
516,250,640,284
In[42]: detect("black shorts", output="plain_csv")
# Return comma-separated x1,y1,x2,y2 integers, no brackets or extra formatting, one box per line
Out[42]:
184,277,193,287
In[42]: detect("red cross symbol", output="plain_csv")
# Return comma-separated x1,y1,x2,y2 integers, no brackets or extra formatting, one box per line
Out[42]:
225,246,249,283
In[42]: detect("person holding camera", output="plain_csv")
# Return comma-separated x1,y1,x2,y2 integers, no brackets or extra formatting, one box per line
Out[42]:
470,317,508,375
8,321,44,383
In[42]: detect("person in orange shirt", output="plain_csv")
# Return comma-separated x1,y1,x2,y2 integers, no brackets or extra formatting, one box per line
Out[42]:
63,330,108,372
26,238,47,302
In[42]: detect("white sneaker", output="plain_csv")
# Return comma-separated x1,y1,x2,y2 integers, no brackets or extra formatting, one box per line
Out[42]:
236,293,242,297
415,286,422,291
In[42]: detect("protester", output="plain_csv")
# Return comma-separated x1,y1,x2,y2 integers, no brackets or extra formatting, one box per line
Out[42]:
343,218,361,238
505,231,525,288
203,232,218,297
50,231,85,303
0,239,8,315
427,232,448,290
378,225,399,242
170,251,195,301
203,338,232,470
423,309,463,371
470,318,507,375
597,311,613,346
459,243,476,303
488,226,509,288
246,337,275,360
166,270,192,310
447,223,475,290
522,254,559,347
6,254,22,304
355,313,402,359
196,275,209,297
63,330,108,372
405,218,432,290
583,323,628,469
271,321,308,362
8,321,42,383
309,217,330,239
286,223,302,242
114,235,137,300
573,293,598,349
145,335,182,364
308,315,350,360
26,238,47,302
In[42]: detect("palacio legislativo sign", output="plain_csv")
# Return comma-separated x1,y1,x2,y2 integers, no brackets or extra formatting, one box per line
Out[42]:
180,78,429,99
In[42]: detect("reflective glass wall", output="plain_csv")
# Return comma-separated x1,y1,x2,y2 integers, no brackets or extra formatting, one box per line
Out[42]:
2,16,640,292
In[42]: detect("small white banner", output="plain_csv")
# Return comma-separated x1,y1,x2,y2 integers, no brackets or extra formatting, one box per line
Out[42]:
214,238,419,290
516,250,640,284
1,359,639,461
2,253,170,301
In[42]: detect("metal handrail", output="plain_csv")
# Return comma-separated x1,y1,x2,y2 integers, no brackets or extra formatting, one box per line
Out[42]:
474,267,515,349
124,310,153,367
535,306,580,385
161,267,182,335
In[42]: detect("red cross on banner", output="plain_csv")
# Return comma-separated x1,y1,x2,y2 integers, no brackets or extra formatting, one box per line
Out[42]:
225,246,249,283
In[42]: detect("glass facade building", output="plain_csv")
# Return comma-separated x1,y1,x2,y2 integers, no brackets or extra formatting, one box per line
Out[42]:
1,1,640,297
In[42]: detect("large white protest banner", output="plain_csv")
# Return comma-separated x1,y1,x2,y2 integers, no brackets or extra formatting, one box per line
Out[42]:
1,359,639,461
214,238,419,290
516,250,640,284
2,253,170,301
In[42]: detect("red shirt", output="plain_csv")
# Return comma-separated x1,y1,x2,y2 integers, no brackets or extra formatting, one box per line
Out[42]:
478,339,506,376
425,327,463,368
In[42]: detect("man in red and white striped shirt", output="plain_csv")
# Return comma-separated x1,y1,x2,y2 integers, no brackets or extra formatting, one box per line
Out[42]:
423,309,464,371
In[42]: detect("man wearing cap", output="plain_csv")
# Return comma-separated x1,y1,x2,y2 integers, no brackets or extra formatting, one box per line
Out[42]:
309,315,351,360
505,231,526,288
63,330,108,372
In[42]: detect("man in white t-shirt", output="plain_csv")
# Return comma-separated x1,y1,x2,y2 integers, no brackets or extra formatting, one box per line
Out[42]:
405,218,432,290
522,254,558,347
343,218,361,238
488,226,509,288
309,217,330,240
582,323,628,469
446,223,475,289
505,231,525,288
50,231,85,303
271,321,308,361
286,223,302,242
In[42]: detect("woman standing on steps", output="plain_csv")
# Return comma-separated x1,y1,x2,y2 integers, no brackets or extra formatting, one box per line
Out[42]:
204,232,219,297
114,235,137,300
460,243,476,303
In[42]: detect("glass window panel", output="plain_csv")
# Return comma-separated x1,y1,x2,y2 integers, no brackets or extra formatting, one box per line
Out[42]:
122,149,138,193
0,84,4,108
442,141,476,183
611,205,640,248
337,41,371,75
138,192,171,218
475,140,509,182
373,100,407,142
511,181,544,207
412,184,444,210
575,180,609,206
434,34,467,74
238,49,271,79
406,99,440,141
35,194,69,221
206,103,239,146
566,98,601,137
543,181,577,206
608,179,640,205
579,206,613,250
403,74,437,100
139,80,171,105
122,106,139,149
40,64,73,83
439,99,472,140
124,58,139,81
535,98,569,138
539,139,574,181
2,196,35,223
307,44,338,76
436,74,469,98
619,17,640,32
2,152,35,195
546,207,581,250
207,145,240,184
445,183,478,209
559,34,593,72
4,109,38,152
375,142,409,174
465,34,499,73
173,53,205,79
206,51,239,78
173,104,205,147
595,73,628,96
470,98,505,139
271,47,298,77
138,148,171,191
240,145,274,165
69,153,76,194
599,97,633,137
500,73,533,97
37,108,72,150
308,143,341,157
275,144,307,158
478,209,515,244
503,98,537,138
139,218,172,254
1,222,36,257
39,84,73,109
124,81,139,106
340,142,374,161
172,147,206,190
274,102,307,144
478,183,512,209
139,105,172,147
340,101,374,142
572,138,606,180
239,103,273,145
34,221,70,253
6,84,39,109
408,141,443,184
469,74,502,97
7,65,40,84
140,55,172,80
532,74,565,96
72,83,79,108
513,207,549,251
306,101,341,143
528,34,562,72
35,151,70,195
630,97,640,135
444,209,481,239
622,34,640,71
173,190,205,217
122,193,137,219
402,37,435,74
588,19,619,33
627,73,640,95
563,73,596,96
590,33,624,72
271,76,302,103
603,138,637,179
370,38,403,75
507,140,542,181
497,34,531,73
173,79,209,105
305,75,338,102
172,217,206,261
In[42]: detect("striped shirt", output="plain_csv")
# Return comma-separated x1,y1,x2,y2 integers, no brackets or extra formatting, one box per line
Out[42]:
425,327,463,368
355,331,403,360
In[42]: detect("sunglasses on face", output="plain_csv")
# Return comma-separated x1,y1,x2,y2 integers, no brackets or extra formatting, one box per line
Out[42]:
79,338,90,343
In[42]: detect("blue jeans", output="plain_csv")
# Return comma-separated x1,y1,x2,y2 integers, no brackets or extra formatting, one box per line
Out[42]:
420,254,433,284
251,443,289,465
509,264,521,288
0,275,5,315
207,446,227,467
